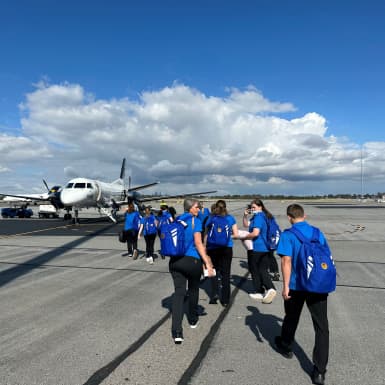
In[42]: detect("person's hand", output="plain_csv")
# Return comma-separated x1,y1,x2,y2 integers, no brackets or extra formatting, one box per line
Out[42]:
206,265,216,277
282,286,291,301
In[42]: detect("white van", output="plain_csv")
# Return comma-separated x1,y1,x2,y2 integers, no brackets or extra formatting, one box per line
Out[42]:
38,204,59,218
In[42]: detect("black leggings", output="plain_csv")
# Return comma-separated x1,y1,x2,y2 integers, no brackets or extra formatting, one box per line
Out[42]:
247,250,275,293
169,256,203,334
207,246,233,304
124,230,138,254
144,234,156,257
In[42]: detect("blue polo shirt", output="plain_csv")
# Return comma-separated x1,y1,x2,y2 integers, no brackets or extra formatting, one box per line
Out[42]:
277,221,328,290
178,213,202,260
249,212,268,252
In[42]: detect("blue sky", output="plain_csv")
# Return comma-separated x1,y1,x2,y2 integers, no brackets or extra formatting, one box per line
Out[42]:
1,0,385,196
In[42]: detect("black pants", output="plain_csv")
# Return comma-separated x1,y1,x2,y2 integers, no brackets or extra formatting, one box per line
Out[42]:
268,250,279,273
207,246,233,304
169,256,203,334
247,250,275,293
281,290,329,374
125,230,138,254
144,234,156,257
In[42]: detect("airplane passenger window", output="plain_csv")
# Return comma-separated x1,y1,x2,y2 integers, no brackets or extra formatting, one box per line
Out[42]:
74,183,86,188
66,183,74,188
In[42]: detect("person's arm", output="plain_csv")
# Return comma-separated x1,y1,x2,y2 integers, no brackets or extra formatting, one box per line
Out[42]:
138,223,144,238
231,223,239,238
241,227,260,240
242,210,250,228
194,232,215,276
281,255,292,300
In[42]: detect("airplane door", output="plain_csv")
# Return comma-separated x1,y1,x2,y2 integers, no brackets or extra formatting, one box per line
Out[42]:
95,182,102,202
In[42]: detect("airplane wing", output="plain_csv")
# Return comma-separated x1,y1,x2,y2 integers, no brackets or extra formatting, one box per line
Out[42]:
0,193,48,201
137,190,217,203
126,181,160,192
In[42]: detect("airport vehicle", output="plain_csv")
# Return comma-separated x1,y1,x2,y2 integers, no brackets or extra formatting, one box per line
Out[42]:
38,204,60,218
1,207,33,218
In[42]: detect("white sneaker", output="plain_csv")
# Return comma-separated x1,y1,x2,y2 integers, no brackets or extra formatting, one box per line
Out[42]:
262,288,277,304
249,293,264,301
146,257,154,264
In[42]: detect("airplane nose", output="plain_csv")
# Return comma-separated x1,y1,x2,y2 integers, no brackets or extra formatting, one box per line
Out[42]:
60,190,73,205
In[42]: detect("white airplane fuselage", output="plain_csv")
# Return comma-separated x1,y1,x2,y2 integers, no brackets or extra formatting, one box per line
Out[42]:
60,177,125,209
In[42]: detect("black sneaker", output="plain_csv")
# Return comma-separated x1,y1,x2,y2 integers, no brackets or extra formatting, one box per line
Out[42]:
274,336,293,358
173,332,184,344
272,273,280,281
209,296,219,304
312,367,325,385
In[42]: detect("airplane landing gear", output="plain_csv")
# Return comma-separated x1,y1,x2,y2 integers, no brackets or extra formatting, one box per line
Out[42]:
72,209,80,224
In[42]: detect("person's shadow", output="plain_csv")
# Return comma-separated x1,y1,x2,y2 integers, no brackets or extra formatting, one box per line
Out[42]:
245,305,314,377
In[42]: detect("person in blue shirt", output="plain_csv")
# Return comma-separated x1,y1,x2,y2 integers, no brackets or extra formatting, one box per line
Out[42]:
169,198,215,344
240,198,277,304
123,202,141,259
138,206,157,264
205,199,238,307
197,202,210,241
275,203,330,385
157,204,174,259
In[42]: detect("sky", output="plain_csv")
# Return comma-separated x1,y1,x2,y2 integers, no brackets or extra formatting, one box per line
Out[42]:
1,0,385,196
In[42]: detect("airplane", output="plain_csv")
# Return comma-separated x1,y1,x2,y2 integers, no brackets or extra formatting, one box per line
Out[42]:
0,158,217,224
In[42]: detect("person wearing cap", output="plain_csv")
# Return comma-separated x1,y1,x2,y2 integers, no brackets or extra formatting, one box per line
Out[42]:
138,206,157,264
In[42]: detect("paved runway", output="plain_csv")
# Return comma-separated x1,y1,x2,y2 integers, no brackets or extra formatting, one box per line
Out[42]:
0,200,384,385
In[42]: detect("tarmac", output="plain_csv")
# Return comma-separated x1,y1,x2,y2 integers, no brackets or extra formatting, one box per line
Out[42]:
0,200,384,385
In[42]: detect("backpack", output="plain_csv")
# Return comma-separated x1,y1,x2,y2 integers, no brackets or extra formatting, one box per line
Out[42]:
133,212,141,233
207,215,231,247
145,215,157,235
159,217,189,257
266,216,282,250
288,227,336,293
157,212,171,229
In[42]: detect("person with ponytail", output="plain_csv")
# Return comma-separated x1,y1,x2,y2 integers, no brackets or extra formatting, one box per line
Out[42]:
240,198,277,304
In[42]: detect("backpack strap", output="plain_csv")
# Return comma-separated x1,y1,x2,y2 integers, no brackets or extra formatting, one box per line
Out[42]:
288,226,321,244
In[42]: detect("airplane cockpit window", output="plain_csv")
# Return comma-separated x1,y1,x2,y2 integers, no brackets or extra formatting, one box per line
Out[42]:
74,183,86,188
66,183,74,188
86,183,93,189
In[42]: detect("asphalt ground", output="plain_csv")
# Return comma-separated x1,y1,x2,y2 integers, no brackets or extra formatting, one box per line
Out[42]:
0,200,384,385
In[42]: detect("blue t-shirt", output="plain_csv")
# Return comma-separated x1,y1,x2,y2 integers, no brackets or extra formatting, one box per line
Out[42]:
178,212,202,260
276,221,328,290
124,211,140,231
249,212,268,252
205,214,236,248
198,207,210,226
140,214,157,236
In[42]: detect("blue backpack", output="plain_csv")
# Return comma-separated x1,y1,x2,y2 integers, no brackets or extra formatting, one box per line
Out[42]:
266,216,281,250
160,217,189,257
288,227,336,293
133,212,141,233
144,215,157,235
207,215,231,247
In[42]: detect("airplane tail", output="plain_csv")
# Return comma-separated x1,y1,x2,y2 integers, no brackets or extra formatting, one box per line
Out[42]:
112,158,126,185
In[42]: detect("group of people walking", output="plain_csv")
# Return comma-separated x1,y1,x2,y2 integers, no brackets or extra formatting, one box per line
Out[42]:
121,198,332,385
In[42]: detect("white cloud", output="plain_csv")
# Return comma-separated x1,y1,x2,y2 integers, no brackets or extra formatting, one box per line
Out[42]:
1,82,384,195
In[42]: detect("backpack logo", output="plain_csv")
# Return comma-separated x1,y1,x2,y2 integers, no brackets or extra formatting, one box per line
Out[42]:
288,226,336,293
